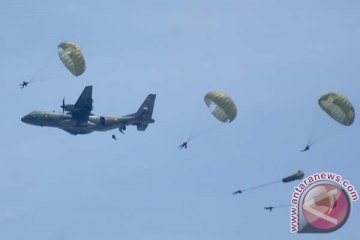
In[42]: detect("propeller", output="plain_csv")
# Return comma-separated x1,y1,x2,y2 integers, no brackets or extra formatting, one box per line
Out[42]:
61,97,65,113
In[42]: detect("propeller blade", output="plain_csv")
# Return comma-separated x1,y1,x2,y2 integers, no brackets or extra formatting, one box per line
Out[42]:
61,97,65,113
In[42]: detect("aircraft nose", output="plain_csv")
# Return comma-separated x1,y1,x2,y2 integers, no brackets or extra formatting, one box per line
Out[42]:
21,114,31,123
21,115,27,123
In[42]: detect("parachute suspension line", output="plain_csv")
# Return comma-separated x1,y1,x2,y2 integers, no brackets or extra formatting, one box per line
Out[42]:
271,204,291,208
306,130,339,149
188,123,224,141
264,204,291,211
319,128,343,142
187,104,204,141
28,52,54,83
241,180,281,192
305,99,325,149
308,136,321,147
303,136,318,149
308,101,322,143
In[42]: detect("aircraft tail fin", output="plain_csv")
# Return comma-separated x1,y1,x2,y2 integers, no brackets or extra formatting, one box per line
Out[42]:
134,94,156,131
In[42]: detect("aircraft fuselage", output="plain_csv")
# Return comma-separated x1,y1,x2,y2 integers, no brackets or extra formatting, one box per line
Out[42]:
21,86,156,135
21,111,139,135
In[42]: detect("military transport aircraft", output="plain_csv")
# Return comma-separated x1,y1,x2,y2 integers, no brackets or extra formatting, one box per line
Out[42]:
21,86,156,135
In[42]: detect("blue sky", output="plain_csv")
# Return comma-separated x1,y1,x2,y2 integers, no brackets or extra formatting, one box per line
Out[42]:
1,0,359,239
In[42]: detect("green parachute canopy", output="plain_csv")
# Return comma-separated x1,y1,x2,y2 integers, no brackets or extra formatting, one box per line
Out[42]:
58,41,86,76
319,92,355,126
282,170,304,183
204,91,237,123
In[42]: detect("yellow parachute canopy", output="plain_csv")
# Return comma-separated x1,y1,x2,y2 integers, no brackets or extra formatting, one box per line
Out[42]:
319,92,355,126
58,41,86,76
204,91,237,123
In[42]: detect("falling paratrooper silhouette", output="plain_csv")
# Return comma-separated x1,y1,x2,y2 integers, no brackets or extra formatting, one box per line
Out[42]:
300,137,319,152
233,170,305,195
119,126,126,134
300,145,310,152
264,206,274,212
19,81,30,89
178,140,188,150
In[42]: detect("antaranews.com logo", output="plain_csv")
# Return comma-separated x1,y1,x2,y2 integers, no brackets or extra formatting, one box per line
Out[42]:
290,172,358,233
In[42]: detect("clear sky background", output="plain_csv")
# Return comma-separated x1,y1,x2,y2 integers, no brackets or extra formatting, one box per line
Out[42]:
1,0,359,239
